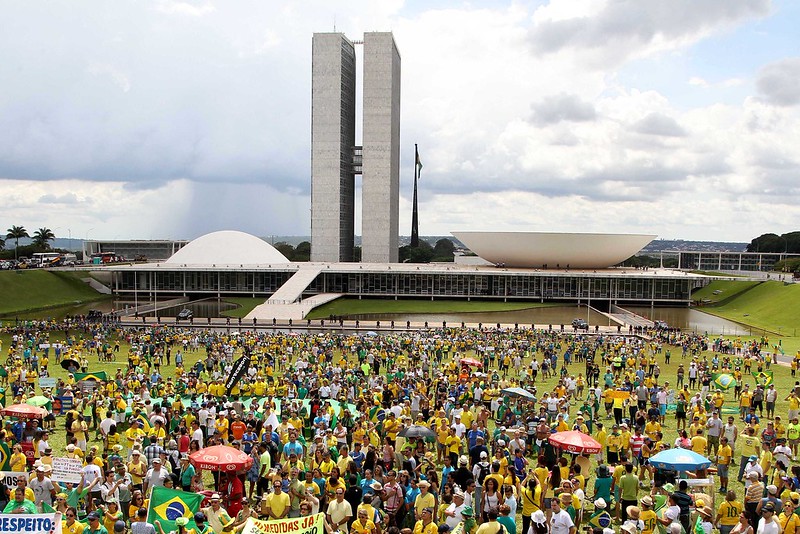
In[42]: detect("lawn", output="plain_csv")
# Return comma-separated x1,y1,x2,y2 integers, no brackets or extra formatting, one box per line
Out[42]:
0,270,109,316
697,281,800,336
305,297,559,319
691,280,762,304
219,297,266,318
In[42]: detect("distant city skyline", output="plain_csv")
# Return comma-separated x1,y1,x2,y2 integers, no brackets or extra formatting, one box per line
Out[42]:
1,1,799,242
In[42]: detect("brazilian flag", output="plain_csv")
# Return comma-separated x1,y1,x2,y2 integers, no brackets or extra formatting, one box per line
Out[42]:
588,511,612,529
0,441,11,470
74,371,108,382
752,371,774,386
147,486,204,533
711,373,737,390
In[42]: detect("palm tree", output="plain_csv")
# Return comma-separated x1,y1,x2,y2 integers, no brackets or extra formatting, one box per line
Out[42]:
32,227,56,250
6,225,29,260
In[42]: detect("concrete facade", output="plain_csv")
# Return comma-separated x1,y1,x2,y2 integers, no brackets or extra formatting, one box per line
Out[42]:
310,33,356,262
361,32,401,263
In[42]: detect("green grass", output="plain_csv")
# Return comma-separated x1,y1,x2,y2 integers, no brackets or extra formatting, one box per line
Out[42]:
691,280,762,304
0,270,109,315
698,281,800,336
305,298,559,319
220,297,266,318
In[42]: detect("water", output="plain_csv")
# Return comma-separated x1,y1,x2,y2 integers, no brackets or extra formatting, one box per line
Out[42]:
626,306,756,336
156,300,237,317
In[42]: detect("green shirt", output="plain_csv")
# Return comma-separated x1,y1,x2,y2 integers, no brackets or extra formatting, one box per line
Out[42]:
620,473,639,501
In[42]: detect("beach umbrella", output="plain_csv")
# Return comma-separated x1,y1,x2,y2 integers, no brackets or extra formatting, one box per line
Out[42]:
398,425,436,439
1,403,48,419
500,387,536,400
61,358,80,372
460,358,482,367
26,396,51,407
548,431,602,454
189,445,253,472
649,448,712,471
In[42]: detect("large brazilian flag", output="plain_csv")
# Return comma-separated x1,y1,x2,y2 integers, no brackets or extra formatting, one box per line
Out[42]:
711,373,737,390
147,486,204,533
752,371,774,386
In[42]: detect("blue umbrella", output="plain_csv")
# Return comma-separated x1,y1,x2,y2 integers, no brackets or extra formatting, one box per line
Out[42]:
649,448,712,471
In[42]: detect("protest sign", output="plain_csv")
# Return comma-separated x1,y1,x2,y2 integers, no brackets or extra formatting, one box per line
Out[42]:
51,457,84,484
0,513,62,534
0,472,27,488
241,514,325,534
38,378,57,389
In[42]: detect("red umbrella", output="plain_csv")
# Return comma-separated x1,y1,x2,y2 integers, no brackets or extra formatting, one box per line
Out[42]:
189,445,253,472
548,431,601,454
1,403,48,419
460,358,483,367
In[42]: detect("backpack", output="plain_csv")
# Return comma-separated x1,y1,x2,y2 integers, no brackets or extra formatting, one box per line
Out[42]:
476,462,490,484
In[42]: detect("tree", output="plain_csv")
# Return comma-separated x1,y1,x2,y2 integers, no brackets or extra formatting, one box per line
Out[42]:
399,240,434,263
32,227,56,250
294,241,311,261
5,225,29,260
0,237,4,251
432,238,456,261
747,231,800,253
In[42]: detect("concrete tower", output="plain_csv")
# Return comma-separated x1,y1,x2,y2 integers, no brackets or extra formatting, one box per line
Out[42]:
310,31,401,263
310,33,357,262
361,32,401,264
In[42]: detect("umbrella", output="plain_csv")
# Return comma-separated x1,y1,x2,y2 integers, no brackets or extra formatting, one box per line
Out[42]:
548,431,602,454
61,358,80,372
1,403,48,419
460,358,483,367
189,445,253,472
500,387,536,400
365,331,378,337
398,425,436,439
26,396,51,407
649,448,712,471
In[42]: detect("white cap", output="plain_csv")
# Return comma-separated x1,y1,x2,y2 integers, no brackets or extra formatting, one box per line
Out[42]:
480,451,488,458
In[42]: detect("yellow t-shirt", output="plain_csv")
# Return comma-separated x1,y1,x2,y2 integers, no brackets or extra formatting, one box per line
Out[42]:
717,501,743,526
62,521,85,534
641,510,658,534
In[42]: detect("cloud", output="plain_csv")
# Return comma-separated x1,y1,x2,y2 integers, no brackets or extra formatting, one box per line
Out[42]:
631,112,687,137
529,93,597,125
528,0,771,68
756,57,800,106
38,192,87,204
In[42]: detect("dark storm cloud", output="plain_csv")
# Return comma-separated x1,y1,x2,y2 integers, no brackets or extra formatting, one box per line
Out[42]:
529,93,597,125
529,0,771,66
631,113,687,137
755,57,800,106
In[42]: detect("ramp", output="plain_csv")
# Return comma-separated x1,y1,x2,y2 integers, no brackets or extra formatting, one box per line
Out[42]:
266,266,323,304
609,305,655,328
245,293,342,321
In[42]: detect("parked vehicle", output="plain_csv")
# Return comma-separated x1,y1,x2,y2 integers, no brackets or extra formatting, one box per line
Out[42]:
571,318,589,330
176,309,193,321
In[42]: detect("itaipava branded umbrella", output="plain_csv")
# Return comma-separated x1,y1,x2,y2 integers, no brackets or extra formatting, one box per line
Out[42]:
1,403,49,419
649,448,712,471
548,431,602,454
189,445,253,472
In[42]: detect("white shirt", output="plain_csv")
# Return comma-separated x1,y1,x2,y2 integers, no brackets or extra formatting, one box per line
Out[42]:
550,509,574,534
757,518,780,534
445,503,466,530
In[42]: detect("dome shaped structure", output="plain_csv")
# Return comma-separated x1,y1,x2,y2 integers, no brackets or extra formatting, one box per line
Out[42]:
165,231,289,266
451,231,656,269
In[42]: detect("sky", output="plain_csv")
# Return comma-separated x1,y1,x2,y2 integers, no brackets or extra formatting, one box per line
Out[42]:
1,0,799,243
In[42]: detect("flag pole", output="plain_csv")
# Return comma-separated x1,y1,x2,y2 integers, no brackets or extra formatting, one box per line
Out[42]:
411,144,420,247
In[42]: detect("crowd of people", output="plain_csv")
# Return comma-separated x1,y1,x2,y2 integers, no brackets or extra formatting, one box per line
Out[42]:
0,317,799,534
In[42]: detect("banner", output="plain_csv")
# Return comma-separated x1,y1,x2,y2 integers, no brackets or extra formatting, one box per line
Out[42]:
752,371,774,386
609,390,631,400
74,371,107,382
0,472,27,488
38,378,57,389
51,457,84,484
241,514,325,534
225,354,250,396
0,513,62,534
147,486,204,533
711,373,737,390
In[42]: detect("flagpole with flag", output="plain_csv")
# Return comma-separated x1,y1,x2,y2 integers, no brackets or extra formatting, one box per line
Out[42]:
411,144,422,247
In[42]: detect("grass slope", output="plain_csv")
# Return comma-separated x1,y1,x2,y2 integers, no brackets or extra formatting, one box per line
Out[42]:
691,280,762,304
0,270,108,315
306,298,559,319
700,281,800,336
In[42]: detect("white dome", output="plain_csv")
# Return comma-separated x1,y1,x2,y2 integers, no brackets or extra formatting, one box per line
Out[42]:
165,231,289,266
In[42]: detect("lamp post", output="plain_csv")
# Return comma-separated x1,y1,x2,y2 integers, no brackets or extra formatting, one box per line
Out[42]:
85,228,95,261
